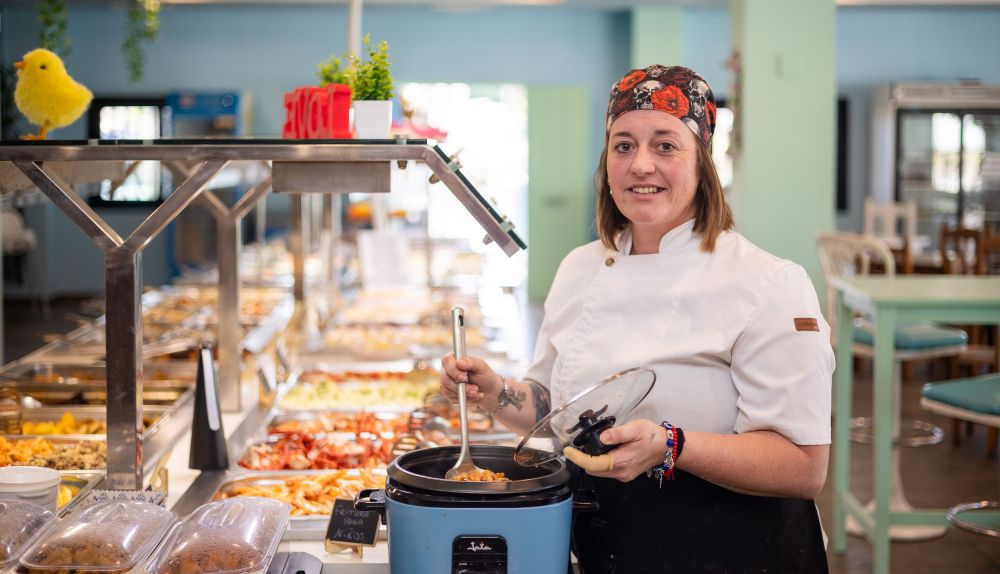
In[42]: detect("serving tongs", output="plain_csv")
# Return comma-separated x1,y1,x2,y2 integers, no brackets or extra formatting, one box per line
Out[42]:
445,307,486,480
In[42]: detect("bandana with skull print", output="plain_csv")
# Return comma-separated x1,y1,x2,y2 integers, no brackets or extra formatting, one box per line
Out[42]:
606,65,717,150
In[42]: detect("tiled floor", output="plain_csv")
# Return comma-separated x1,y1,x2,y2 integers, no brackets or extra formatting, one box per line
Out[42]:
5,298,999,572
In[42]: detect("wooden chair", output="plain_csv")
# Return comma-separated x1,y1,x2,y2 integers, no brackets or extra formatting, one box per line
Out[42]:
939,224,981,275
863,197,918,274
977,226,1000,275
817,232,969,539
944,226,1000,450
941,225,996,378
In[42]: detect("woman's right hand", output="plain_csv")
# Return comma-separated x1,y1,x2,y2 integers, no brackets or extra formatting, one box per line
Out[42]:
439,353,503,409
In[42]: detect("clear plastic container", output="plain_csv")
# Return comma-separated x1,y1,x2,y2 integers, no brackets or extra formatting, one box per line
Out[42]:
150,497,290,574
0,500,54,570
19,500,175,573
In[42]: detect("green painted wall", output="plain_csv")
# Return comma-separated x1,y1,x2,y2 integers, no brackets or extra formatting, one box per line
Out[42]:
527,87,592,302
631,7,683,69
730,0,836,287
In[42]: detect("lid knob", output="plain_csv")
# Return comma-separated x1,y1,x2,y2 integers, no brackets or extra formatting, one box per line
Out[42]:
567,406,616,456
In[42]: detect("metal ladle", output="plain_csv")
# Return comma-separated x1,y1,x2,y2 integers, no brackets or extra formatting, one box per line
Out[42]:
445,307,486,480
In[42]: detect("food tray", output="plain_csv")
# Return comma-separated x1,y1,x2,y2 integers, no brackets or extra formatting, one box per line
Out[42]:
0,436,107,472
11,383,192,408
13,405,171,441
235,432,392,472
212,470,386,541
3,362,196,387
34,335,198,362
57,472,103,511
265,410,411,436
275,369,437,413
265,410,515,444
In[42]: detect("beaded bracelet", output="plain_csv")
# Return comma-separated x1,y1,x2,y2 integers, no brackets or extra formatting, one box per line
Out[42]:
650,421,685,486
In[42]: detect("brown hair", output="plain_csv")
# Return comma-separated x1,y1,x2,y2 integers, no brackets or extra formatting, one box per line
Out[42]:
594,137,734,253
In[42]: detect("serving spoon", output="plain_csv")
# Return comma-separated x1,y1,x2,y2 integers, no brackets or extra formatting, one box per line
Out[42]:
445,307,486,480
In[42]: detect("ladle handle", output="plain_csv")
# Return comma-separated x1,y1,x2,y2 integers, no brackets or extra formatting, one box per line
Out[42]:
451,307,471,461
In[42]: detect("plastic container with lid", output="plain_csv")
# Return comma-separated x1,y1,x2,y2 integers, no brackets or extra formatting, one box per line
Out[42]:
0,500,54,570
19,499,175,573
149,497,291,574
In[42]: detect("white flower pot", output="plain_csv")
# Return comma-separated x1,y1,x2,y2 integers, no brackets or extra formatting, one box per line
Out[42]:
353,100,393,139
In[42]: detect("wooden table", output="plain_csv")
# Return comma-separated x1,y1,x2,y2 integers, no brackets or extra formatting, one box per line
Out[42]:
830,276,1000,574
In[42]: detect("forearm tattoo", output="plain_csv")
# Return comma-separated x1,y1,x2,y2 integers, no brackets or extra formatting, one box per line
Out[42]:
527,381,552,423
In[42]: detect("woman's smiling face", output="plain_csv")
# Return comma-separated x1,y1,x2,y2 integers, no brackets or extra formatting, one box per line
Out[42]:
606,110,700,245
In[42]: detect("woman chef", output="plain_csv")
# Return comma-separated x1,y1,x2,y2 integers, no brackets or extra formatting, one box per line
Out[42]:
441,65,834,573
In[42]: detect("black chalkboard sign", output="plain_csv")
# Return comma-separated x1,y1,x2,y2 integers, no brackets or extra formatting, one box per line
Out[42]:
325,498,380,548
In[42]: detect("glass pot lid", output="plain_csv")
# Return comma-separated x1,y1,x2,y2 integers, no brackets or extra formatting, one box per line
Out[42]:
514,367,656,467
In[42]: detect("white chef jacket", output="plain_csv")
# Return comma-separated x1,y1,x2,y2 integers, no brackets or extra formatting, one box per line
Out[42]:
522,219,834,445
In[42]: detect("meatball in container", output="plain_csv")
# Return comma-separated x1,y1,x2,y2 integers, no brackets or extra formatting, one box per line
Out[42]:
18,500,175,574
148,497,290,574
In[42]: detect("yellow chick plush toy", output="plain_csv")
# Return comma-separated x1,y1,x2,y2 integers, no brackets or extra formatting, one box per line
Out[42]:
14,48,93,140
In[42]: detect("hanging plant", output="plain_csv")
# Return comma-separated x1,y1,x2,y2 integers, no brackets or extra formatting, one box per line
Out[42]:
123,0,160,83
38,0,71,58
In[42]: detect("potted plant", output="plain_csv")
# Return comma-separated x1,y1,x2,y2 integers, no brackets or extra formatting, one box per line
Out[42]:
350,35,394,139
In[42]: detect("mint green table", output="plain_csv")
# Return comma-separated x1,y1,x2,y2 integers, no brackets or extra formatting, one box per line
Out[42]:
830,276,1000,574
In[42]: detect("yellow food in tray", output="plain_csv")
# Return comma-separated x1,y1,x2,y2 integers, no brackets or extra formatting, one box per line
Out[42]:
21,412,158,435
0,437,106,470
218,470,386,516
279,380,435,410
23,412,104,435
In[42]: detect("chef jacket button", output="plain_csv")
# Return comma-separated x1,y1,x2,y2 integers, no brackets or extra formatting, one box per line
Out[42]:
605,257,615,267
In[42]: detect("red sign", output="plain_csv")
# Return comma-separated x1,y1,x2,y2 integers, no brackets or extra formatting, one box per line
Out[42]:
283,84,352,139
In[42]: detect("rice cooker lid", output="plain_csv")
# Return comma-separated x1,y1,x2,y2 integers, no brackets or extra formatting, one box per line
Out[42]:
515,367,656,467
388,444,569,495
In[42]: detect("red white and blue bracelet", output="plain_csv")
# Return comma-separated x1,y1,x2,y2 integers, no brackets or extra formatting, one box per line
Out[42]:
650,421,685,486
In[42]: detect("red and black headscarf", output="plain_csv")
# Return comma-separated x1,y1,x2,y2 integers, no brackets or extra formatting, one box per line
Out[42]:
606,65,717,150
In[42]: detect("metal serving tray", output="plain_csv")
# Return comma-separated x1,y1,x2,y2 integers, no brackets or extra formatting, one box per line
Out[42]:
211,470,388,541
3,362,195,406
0,436,107,473
33,336,199,362
58,471,104,514
15,405,172,441
265,409,515,443
10,382,192,407
234,433,392,474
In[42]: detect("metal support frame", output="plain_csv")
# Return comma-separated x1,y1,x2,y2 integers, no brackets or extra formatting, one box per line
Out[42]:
13,159,226,489
2,142,523,489
197,174,273,412
290,195,307,303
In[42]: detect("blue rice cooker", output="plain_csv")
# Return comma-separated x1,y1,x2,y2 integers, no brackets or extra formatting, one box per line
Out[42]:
356,367,656,574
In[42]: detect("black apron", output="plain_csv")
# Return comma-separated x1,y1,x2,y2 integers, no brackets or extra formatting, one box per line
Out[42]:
570,464,829,574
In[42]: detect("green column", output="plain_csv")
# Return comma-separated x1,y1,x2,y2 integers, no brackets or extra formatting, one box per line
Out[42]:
631,6,683,69
527,87,591,302
730,0,836,286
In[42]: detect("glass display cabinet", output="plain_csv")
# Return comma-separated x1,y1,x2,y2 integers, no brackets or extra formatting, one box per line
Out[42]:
871,83,1000,247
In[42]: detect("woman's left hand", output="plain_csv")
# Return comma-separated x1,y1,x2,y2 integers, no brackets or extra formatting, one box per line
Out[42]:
564,419,667,482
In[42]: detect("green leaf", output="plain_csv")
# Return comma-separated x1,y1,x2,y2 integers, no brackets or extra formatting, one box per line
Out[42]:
351,35,394,101
38,0,71,58
123,0,160,83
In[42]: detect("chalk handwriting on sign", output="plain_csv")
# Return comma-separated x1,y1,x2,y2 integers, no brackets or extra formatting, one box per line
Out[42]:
325,498,380,548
